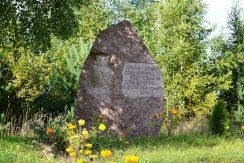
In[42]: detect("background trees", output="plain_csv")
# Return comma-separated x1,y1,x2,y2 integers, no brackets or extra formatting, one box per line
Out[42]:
0,0,243,127
155,0,231,119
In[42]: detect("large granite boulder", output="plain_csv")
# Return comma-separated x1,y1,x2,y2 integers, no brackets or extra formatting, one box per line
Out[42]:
75,20,164,137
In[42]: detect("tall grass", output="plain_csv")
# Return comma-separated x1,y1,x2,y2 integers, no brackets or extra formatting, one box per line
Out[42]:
0,108,54,137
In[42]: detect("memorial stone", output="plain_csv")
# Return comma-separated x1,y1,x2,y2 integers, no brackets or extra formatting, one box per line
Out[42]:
75,20,164,137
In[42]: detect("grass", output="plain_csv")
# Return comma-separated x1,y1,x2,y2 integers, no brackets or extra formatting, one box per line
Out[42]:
1,133,244,163
0,136,58,163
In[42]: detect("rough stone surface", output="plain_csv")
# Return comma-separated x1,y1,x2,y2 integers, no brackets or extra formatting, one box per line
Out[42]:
75,20,164,137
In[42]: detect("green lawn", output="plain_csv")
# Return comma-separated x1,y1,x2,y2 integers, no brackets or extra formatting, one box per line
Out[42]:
0,136,58,163
1,134,244,163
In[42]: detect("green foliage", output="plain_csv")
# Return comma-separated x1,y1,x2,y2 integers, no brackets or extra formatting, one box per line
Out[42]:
155,0,226,118
219,0,244,112
0,0,90,51
0,0,112,113
30,108,74,153
209,100,230,135
235,65,244,124
111,0,162,56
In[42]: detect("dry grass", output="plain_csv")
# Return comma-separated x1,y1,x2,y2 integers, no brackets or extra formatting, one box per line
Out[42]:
0,108,54,136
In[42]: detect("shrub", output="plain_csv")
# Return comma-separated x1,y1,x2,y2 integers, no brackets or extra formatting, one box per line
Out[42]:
30,107,74,153
209,99,230,135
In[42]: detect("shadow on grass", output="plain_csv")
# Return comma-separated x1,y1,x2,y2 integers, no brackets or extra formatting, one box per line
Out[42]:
91,133,226,151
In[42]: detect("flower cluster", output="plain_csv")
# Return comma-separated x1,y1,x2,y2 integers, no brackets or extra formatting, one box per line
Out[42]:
64,117,140,162
124,155,140,163
65,119,109,162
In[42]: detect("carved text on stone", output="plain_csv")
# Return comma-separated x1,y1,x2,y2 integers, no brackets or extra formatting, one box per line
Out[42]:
122,63,163,98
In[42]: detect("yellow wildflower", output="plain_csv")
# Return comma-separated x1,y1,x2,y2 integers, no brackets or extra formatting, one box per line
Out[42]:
241,125,244,130
171,108,177,115
99,123,107,131
77,159,83,163
85,143,93,148
67,122,77,129
78,119,85,126
124,155,140,163
66,147,74,153
85,150,92,155
101,149,112,158
82,128,89,139
69,152,76,157
79,150,84,154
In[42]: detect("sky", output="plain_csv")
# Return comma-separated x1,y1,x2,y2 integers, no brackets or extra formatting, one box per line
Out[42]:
204,0,244,34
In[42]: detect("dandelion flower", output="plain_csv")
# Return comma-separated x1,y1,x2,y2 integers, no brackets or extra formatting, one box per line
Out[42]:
85,150,92,155
69,152,76,157
85,143,92,148
78,119,85,126
99,123,106,131
82,128,89,139
79,150,84,154
66,147,74,153
241,125,244,130
77,159,83,163
101,149,112,158
67,122,77,129
124,155,140,163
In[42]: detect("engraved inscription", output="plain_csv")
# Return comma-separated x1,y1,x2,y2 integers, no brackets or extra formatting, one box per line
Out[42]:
122,63,163,98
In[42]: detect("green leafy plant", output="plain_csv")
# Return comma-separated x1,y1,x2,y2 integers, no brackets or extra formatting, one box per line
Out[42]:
30,108,74,153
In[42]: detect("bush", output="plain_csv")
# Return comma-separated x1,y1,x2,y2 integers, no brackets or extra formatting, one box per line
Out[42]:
209,99,230,135
30,107,74,153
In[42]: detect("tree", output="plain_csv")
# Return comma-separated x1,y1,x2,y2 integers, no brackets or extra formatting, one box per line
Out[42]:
156,0,230,118
226,0,244,124
214,0,244,113
209,99,230,135
0,0,112,112
0,0,92,52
